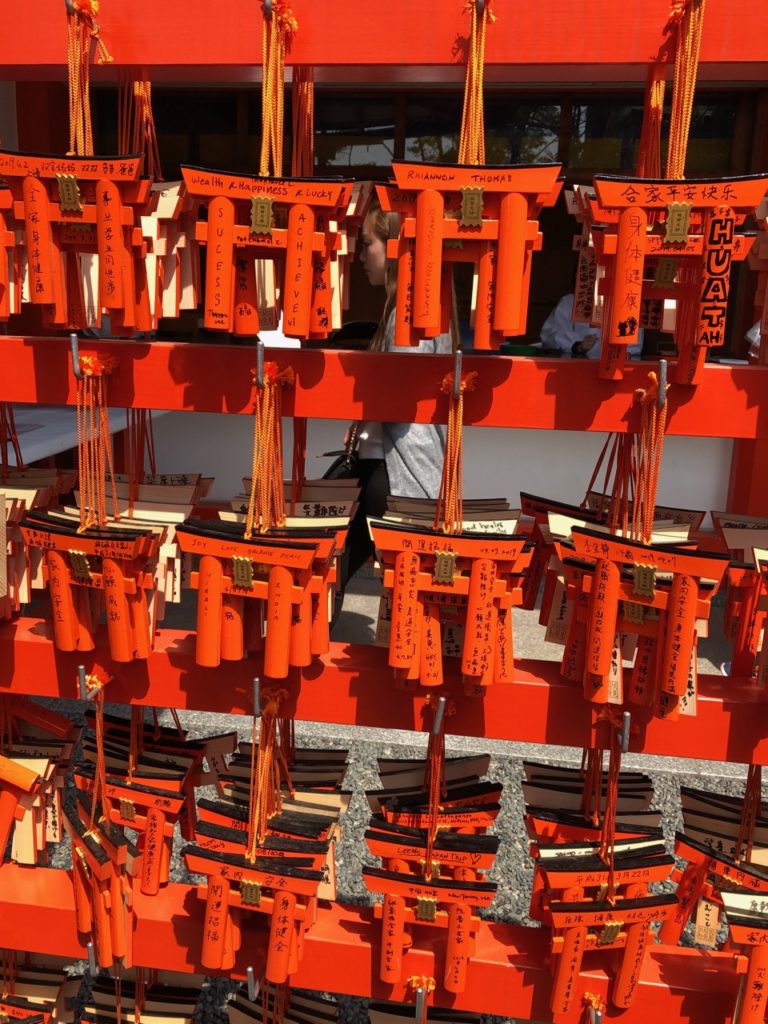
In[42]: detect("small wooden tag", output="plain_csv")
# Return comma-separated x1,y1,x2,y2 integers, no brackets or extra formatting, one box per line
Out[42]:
665,202,692,243
694,897,719,947
56,173,83,213
250,196,274,235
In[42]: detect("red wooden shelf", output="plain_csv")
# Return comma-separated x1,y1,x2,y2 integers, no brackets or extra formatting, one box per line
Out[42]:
2,616,767,765
2,0,766,84
0,863,743,1022
0,338,766,438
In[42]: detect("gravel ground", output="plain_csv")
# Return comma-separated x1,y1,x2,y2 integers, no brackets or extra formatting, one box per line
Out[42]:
28,574,752,1024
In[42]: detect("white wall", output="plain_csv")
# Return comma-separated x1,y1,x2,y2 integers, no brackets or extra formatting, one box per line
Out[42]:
151,412,734,521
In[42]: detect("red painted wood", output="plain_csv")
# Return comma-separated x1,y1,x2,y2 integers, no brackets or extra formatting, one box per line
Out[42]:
727,437,768,513
0,864,742,1021
1,616,767,765
1,0,768,78
0,338,765,437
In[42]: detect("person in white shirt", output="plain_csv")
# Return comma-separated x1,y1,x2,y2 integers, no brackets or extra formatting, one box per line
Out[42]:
540,293,643,359
746,320,763,363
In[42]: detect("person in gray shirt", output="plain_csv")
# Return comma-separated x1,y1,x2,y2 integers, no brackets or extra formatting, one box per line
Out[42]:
342,199,450,581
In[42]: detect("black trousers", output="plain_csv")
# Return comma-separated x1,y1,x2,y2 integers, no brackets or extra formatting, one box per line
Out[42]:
342,458,390,585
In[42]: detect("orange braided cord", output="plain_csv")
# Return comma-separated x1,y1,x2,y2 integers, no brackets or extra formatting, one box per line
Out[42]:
434,370,477,535
260,1,298,178
260,982,289,1024
66,0,113,157
247,689,290,854
407,976,435,1024
631,372,668,544
636,60,666,179
423,696,455,877
596,716,624,904
664,0,706,179
76,355,120,530
118,73,163,179
291,66,314,177
87,683,108,830
244,364,294,537
458,0,496,166
1,948,16,997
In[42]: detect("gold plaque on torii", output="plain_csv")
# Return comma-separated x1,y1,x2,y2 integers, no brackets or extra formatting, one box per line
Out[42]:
119,798,136,822
251,196,274,235
623,601,646,625
232,555,254,590
416,897,437,922
632,564,657,599
56,173,83,213
654,257,678,288
598,920,623,945
664,202,692,244
433,551,457,585
460,187,484,227
68,549,92,583
241,880,262,905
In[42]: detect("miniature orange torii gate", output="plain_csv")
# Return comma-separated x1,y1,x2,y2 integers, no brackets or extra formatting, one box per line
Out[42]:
368,521,531,693
0,150,151,333
19,511,160,664
587,173,768,383
377,161,562,349
180,167,352,340
552,528,730,716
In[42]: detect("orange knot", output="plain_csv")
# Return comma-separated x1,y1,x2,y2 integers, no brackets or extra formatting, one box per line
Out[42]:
667,0,689,21
634,370,668,408
78,353,117,378
440,370,478,397
407,975,436,996
595,707,625,730
463,0,497,21
72,0,100,16
582,992,606,1019
264,0,299,37
259,687,289,717
423,693,456,718
253,362,295,388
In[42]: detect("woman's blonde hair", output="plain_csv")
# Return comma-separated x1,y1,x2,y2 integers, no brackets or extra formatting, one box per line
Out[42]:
365,199,400,351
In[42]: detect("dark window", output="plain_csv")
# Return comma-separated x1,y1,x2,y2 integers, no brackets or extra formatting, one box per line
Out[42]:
484,99,561,164
313,95,396,173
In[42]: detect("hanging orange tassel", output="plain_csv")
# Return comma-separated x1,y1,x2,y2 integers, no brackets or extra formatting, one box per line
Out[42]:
260,981,290,1024
260,1,298,178
76,355,120,531
291,66,314,177
434,370,477,535
118,72,163,180
664,0,707,180
458,0,496,166
244,364,294,537
631,371,669,544
124,409,156,516
636,59,667,179
246,689,293,853
422,696,454,878
66,0,113,158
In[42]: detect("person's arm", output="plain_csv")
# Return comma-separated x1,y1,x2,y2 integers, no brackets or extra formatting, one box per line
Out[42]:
540,296,597,355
